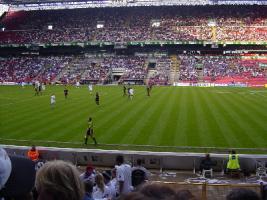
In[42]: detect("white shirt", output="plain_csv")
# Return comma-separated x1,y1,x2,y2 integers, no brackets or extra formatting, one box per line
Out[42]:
50,95,56,104
92,185,111,200
88,84,93,91
79,172,96,184
129,88,134,95
106,180,117,199
116,163,132,194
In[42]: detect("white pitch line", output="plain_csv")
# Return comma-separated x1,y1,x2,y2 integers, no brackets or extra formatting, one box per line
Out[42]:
0,138,267,151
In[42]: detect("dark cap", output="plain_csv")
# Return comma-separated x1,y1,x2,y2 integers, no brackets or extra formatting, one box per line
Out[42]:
0,148,36,198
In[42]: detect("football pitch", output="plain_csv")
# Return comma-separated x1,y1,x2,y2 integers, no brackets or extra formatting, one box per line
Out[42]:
0,85,267,153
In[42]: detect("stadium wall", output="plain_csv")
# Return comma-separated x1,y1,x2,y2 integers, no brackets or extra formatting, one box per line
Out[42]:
2,145,267,172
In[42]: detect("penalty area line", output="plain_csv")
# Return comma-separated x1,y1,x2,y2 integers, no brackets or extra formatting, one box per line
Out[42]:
0,138,267,152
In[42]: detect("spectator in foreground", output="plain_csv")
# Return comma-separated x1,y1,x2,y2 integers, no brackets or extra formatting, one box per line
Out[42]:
131,159,150,188
92,173,111,200
35,160,84,200
226,188,260,200
80,164,96,184
226,150,240,173
0,148,36,199
116,155,132,195
83,181,94,200
27,145,39,162
120,183,196,200
102,170,117,199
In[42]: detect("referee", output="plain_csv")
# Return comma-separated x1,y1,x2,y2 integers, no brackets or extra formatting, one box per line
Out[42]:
84,117,97,145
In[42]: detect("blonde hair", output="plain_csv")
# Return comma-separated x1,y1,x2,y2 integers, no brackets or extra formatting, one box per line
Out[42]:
35,160,84,200
95,173,105,193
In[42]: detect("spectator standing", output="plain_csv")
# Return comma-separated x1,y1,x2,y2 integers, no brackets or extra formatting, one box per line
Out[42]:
115,155,132,196
102,170,117,199
92,174,111,200
80,164,96,184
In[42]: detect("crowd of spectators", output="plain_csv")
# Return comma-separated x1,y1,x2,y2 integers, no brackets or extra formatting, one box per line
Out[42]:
0,6,266,44
0,56,71,83
0,55,265,84
1,147,263,200
178,55,266,82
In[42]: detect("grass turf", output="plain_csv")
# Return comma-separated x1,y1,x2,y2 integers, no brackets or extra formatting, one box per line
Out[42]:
0,85,266,153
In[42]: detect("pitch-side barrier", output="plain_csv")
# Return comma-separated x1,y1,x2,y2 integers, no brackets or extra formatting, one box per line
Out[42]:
1,145,267,173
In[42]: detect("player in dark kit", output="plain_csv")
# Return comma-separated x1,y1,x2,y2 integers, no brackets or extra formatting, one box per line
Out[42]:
84,117,97,145
146,85,150,96
123,85,127,96
95,92,100,105
64,88,68,99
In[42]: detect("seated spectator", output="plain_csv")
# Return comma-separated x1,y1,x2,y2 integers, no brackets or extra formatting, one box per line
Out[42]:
35,160,84,200
199,153,216,176
0,148,36,199
226,150,240,173
80,164,96,184
27,145,39,162
226,188,260,200
83,181,94,200
131,159,150,188
92,173,111,200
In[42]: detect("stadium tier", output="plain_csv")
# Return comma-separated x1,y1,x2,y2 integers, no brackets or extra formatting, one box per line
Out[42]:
0,55,266,85
0,6,267,44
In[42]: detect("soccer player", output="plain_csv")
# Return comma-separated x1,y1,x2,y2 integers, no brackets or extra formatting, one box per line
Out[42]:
123,85,127,96
95,92,100,105
88,84,93,94
129,88,134,100
146,85,150,96
84,117,97,145
50,94,56,108
64,88,68,99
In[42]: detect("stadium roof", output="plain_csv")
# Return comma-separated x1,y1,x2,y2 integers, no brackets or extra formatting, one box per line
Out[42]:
2,0,267,11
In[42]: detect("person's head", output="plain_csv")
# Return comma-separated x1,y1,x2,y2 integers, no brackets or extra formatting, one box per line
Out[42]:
176,190,196,200
31,145,36,151
116,155,124,165
102,170,111,184
88,117,92,122
0,148,36,199
95,173,105,193
231,150,236,155
35,160,84,200
226,188,260,200
85,164,94,175
120,183,177,200
205,153,210,160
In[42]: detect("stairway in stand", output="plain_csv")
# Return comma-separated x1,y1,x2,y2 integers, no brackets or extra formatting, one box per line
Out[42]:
170,55,180,85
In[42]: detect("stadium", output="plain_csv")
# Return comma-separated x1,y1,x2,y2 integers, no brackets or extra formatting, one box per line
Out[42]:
0,0,267,199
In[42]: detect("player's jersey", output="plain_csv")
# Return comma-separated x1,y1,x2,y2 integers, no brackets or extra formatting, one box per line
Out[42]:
51,95,56,104
88,121,93,129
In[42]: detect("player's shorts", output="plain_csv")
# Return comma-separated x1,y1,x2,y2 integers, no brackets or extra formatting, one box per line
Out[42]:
87,128,93,136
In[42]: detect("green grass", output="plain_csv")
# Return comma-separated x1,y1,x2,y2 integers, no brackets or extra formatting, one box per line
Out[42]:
0,85,267,153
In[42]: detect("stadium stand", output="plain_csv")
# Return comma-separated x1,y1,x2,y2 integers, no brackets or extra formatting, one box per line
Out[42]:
0,55,265,85
0,6,267,44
